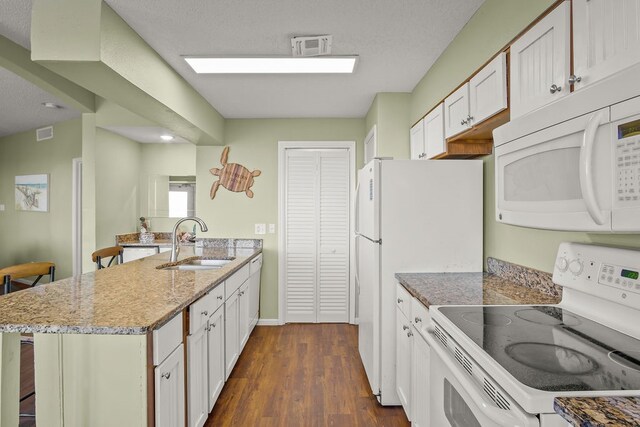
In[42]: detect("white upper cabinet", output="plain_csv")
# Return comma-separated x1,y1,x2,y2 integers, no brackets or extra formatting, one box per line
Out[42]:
444,83,471,138
469,52,508,124
424,103,445,159
510,1,571,119
572,0,640,90
410,119,425,159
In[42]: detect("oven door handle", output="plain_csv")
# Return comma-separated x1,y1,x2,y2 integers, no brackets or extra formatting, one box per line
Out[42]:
580,110,607,225
425,332,539,427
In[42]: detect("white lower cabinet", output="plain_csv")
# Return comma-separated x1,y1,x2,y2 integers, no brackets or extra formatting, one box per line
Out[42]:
248,254,262,331
411,331,431,427
207,306,225,411
396,307,412,420
155,343,185,427
238,281,250,350
188,325,209,427
225,288,240,379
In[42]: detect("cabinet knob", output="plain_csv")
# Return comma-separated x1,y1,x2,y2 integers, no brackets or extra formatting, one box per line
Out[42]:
211,323,216,328
568,75,582,85
403,325,410,331
202,310,208,316
217,295,223,300
407,331,413,338
397,298,403,304
466,115,473,122
414,317,422,323
460,119,467,125
550,84,562,94
161,372,171,380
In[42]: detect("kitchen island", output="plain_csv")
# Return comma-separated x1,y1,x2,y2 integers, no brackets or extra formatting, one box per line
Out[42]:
0,239,262,426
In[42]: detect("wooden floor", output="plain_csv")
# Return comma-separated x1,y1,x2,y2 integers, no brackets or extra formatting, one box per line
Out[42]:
16,324,407,426
205,324,409,427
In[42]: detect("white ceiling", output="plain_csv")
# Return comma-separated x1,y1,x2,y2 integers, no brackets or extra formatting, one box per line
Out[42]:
0,0,485,126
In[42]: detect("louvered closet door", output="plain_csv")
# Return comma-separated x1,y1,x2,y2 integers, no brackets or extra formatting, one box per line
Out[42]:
284,149,350,323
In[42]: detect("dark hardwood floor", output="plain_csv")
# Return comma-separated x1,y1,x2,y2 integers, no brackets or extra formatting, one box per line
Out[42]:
205,324,409,427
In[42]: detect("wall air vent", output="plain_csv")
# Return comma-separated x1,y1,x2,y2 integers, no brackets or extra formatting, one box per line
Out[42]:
36,126,53,141
291,35,332,57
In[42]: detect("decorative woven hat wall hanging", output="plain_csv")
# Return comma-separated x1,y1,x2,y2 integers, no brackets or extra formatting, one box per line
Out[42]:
210,146,261,199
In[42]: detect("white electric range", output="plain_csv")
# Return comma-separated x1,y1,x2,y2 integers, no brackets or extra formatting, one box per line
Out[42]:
426,242,640,427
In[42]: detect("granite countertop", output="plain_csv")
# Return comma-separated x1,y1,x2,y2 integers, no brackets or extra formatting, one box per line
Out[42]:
554,396,640,426
395,272,561,308
0,242,261,335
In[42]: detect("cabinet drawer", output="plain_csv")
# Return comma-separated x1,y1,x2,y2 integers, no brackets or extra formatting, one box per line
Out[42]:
411,297,431,340
153,312,183,366
249,254,263,276
211,283,225,312
190,290,218,335
225,264,250,299
396,283,412,319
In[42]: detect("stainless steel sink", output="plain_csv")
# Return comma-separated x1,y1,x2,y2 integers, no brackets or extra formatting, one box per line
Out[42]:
160,258,234,271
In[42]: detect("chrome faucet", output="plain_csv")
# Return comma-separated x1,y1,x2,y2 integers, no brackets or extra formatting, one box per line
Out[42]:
170,217,208,263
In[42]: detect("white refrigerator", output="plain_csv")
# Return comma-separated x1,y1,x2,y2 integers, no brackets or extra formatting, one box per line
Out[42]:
355,159,483,405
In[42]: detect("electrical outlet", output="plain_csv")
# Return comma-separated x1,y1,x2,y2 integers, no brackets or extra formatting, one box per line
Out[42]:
254,223,266,235
0,204,4,211
268,223,275,234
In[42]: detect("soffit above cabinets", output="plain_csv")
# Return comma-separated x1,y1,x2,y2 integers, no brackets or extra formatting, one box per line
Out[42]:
0,66,80,138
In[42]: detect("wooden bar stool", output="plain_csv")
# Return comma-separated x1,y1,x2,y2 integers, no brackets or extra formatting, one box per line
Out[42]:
0,262,55,295
92,246,124,269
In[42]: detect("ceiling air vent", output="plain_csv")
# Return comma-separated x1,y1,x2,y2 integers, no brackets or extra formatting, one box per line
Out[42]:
291,35,332,57
36,126,53,141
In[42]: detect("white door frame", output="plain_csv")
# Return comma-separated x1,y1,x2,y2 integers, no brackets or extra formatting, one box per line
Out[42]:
278,141,356,325
72,158,83,276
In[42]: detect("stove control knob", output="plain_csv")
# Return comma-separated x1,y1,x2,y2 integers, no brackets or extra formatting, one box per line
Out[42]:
569,259,583,276
556,257,569,272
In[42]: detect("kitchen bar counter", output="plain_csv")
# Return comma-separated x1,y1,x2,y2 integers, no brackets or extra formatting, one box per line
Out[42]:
395,271,561,308
554,396,640,426
0,239,261,335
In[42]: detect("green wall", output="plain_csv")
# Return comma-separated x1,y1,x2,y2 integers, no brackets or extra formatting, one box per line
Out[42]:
0,119,82,279
365,93,411,160
409,0,640,273
196,119,365,319
95,129,141,248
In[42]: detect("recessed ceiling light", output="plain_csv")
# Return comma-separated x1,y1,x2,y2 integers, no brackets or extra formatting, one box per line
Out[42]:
160,134,174,141
42,102,63,109
183,56,358,74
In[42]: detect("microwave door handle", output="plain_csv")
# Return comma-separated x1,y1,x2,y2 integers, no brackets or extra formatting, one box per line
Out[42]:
580,110,607,225
425,332,539,427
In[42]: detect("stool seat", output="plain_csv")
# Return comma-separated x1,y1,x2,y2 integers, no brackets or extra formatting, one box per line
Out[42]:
0,262,55,294
92,246,124,269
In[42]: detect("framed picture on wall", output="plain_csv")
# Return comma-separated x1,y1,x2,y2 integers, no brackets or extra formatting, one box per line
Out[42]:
15,174,49,212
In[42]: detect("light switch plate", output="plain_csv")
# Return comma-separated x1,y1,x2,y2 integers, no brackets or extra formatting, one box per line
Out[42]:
255,223,266,234
0,204,4,211
268,224,275,234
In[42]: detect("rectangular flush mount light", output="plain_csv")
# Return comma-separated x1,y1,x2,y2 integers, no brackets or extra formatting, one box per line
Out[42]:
183,56,358,74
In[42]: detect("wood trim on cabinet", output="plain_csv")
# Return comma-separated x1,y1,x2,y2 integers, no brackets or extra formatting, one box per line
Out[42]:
146,332,155,427
432,140,493,159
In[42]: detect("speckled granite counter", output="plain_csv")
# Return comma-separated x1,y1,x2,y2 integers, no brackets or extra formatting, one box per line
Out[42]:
394,272,561,308
0,240,261,335
554,396,640,426
116,232,174,247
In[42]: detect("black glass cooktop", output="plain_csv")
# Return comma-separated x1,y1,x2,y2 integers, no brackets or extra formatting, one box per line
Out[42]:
438,305,640,392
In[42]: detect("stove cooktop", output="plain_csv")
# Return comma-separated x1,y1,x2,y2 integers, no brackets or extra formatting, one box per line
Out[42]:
438,305,640,392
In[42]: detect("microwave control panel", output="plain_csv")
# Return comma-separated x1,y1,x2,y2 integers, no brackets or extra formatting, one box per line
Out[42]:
615,118,640,205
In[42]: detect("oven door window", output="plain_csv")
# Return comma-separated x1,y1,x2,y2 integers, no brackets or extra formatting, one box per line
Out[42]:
444,379,481,427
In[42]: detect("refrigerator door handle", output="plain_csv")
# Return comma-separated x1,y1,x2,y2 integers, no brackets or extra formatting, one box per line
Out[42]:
359,234,382,245
354,234,360,295
354,178,361,234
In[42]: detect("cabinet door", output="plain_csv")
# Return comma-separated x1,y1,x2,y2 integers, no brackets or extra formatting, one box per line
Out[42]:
510,1,570,119
411,332,430,427
238,281,250,350
122,247,158,263
225,289,240,380
208,307,225,411
469,52,508,124
410,120,425,159
187,327,208,427
155,344,185,427
573,0,640,90
249,271,261,332
444,83,471,138
424,103,445,159
395,308,412,420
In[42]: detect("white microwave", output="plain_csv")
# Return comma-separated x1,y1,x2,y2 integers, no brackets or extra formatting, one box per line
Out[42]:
494,95,640,232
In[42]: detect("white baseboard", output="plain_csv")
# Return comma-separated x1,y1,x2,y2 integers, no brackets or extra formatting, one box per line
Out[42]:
256,319,280,326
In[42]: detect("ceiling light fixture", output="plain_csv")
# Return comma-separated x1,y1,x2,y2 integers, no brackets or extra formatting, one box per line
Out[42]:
41,102,63,109
183,56,358,74
160,134,174,141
